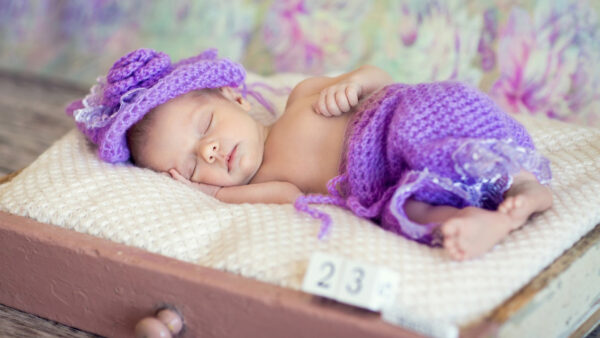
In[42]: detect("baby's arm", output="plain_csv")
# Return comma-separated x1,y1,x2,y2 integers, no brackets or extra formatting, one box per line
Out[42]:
288,65,394,116
169,169,302,204
216,182,303,204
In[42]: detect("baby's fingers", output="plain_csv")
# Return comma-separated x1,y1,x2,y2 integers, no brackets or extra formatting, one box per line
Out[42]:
335,89,351,113
168,169,186,182
325,87,343,116
196,183,221,197
346,84,360,107
315,90,331,116
314,83,359,117
168,169,220,196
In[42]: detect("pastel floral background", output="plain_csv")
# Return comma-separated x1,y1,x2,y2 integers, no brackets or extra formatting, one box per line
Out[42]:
1,0,599,126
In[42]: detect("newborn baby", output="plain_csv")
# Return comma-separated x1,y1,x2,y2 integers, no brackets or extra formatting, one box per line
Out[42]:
67,48,553,260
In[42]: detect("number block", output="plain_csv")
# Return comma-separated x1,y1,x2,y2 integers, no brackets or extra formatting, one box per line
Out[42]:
301,252,345,299
336,260,378,309
302,252,400,312
369,267,400,311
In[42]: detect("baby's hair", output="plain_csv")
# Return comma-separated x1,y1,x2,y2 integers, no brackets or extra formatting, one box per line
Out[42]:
126,108,157,166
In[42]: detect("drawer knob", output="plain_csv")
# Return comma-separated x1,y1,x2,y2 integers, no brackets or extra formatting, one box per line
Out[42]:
135,309,183,338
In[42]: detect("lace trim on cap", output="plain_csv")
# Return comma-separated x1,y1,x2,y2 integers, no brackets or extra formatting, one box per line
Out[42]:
73,76,146,129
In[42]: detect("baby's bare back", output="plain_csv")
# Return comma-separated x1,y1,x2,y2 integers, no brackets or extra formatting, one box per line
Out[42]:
251,92,354,194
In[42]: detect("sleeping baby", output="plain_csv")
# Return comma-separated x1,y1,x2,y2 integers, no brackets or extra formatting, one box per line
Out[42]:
66,48,553,261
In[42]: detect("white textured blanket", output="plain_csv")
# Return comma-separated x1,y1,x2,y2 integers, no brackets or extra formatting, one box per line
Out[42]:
1,73,599,329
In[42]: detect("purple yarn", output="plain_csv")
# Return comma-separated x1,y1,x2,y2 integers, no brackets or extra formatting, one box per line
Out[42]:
242,82,292,116
103,49,172,108
66,48,246,163
296,81,552,244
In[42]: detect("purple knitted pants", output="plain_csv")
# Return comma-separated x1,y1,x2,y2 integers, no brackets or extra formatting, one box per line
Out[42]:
295,82,551,245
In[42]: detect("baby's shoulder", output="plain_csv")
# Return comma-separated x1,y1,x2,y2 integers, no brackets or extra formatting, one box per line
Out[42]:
286,76,331,108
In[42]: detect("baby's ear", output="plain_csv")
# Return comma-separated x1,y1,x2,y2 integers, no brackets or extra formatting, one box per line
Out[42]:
218,87,251,111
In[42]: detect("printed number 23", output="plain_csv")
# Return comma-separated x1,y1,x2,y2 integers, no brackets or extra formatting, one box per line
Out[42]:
346,267,365,295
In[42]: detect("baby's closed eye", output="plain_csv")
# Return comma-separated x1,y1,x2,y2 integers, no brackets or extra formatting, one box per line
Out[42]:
202,112,213,134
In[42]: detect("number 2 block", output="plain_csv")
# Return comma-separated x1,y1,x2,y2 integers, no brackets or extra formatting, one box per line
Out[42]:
301,252,345,299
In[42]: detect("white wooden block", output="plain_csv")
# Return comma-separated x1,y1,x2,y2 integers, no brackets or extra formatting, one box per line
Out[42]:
371,267,401,311
301,252,345,299
336,260,378,310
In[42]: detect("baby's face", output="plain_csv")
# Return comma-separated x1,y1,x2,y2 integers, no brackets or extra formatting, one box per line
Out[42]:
138,88,267,186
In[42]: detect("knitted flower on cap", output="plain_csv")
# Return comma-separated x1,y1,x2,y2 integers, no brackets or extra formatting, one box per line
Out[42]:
66,48,246,163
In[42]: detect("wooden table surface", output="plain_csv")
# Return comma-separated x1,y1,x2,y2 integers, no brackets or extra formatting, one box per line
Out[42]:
0,69,96,337
0,69,85,176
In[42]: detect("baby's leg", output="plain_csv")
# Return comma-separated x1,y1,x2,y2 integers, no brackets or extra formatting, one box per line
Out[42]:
404,171,552,260
498,170,553,227
405,200,515,260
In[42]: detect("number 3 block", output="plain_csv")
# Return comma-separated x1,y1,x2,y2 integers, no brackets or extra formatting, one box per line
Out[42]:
302,252,400,312
336,260,378,309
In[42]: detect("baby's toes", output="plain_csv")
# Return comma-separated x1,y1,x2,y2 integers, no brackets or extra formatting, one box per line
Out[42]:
498,197,515,214
445,240,465,260
443,234,455,251
442,232,462,259
441,220,460,238
457,230,476,256
512,195,525,209
453,250,466,261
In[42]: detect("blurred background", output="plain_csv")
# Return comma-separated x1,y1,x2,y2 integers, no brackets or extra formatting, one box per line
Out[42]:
1,0,599,126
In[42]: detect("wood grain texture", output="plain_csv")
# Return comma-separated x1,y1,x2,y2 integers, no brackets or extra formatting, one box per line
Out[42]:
490,224,600,323
0,70,93,337
0,304,99,338
0,69,85,175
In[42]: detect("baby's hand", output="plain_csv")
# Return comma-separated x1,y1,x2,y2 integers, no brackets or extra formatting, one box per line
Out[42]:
168,169,221,197
313,82,362,117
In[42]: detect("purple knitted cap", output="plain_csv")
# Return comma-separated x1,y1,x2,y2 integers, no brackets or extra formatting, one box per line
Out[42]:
66,48,246,163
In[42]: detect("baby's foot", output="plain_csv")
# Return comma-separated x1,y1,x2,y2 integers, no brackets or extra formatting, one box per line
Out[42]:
441,207,514,260
497,178,553,228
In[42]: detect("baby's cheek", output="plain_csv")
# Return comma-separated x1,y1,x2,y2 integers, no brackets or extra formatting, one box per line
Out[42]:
237,156,250,177
237,154,258,184
196,170,218,186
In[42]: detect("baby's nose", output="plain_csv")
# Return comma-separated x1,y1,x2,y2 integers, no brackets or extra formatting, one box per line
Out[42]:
201,141,224,163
